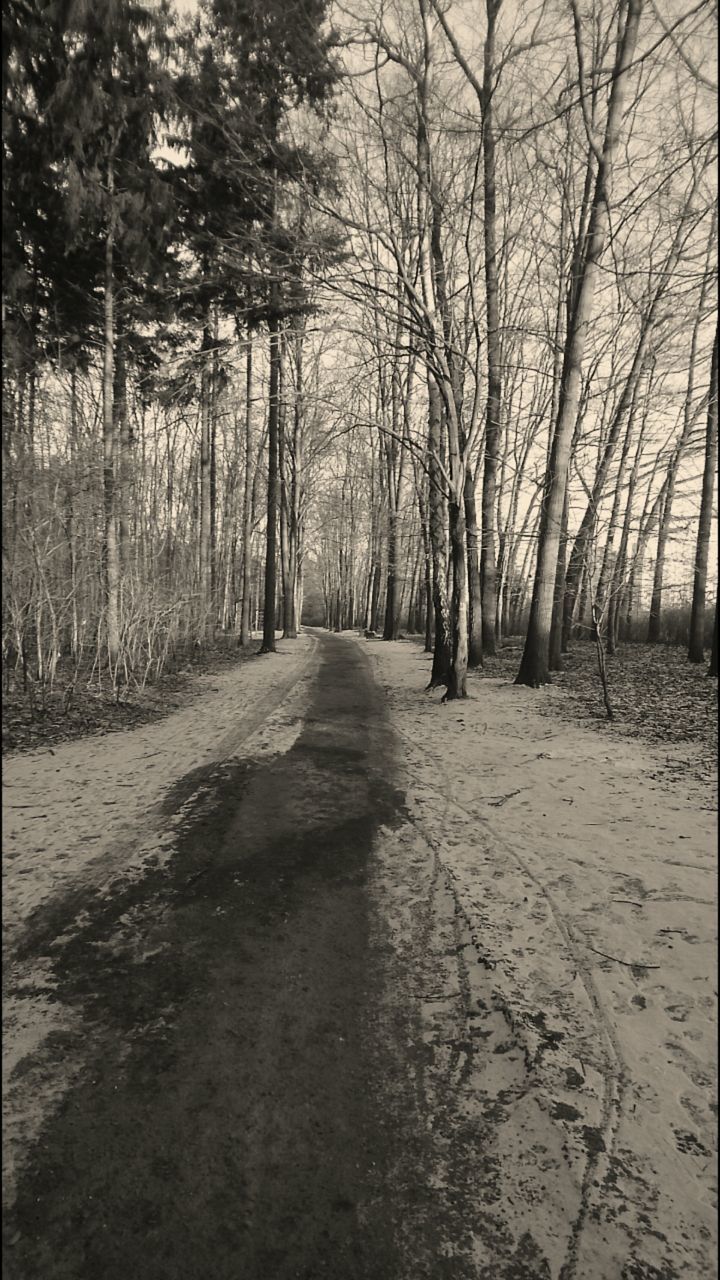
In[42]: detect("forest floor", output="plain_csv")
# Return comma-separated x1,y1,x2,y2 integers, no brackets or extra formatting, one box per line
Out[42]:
473,636,718,791
2,630,717,1280
1,637,259,757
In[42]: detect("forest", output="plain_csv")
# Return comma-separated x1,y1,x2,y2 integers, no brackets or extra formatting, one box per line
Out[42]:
3,4,719,1275
2,0,718,717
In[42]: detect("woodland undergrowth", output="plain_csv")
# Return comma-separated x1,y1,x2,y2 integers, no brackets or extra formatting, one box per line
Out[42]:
1,638,257,756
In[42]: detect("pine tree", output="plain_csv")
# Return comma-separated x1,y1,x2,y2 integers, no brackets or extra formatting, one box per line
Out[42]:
172,0,339,653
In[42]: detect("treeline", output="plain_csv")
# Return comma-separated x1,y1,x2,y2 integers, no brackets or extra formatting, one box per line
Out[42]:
3,0,339,696
310,0,718,691
2,0,718,708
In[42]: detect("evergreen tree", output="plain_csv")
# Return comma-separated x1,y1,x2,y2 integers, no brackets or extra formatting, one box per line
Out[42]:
171,0,340,650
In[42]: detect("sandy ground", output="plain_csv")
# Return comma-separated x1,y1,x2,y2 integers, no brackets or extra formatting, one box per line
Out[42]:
361,635,718,1279
2,630,717,1279
2,638,317,1193
2,636,316,956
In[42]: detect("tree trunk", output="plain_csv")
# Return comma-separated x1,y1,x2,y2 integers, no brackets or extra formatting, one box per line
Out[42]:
260,308,280,654
417,483,434,652
446,492,469,700
480,0,502,657
198,318,213,643
286,325,304,639
516,0,643,687
688,323,718,662
239,335,254,646
426,377,452,689
647,475,673,644
114,337,131,583
382,504,399,640
66,368,80,661
465,464,483,668
278,344,294,638
210,309,219,609
103,159,121,672
708,594,718,677
549,487,570,671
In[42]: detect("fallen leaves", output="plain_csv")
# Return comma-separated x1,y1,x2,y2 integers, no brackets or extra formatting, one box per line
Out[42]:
1,640,258,757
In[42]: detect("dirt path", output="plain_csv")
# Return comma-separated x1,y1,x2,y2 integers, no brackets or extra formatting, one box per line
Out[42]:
1,632,533,1279
2,631,716,1279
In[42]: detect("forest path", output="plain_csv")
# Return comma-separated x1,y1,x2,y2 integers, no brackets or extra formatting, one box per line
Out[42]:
2,631,716,1280
3,630,549,1280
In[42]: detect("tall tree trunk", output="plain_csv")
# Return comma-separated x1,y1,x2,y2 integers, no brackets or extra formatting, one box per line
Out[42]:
210,308,219,607
549,488,570,670
370,559,382,634
286,324,304,639
416,3,468,696
239,335,254,646
278,343,294,638
647,465,677,644
114,336,131,581
447,486,469,700
66,368,80,661
480,0,502,657
103,158,121,671
382,502,399,640
198,318,213,643
260,307,280,654
426,377,452,688
465,464,483,668
688,323,718,662
417,481,434,652
516,0,643,687
709,594,718,678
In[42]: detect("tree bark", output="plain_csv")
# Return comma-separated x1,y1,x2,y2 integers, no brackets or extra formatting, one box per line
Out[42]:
286,324,304,638
480,0,502,657
465,463,483,667
446,488,469,699
688,323,718,662
260,307,280,654
198,318,213,642
549,487,570,671
278,341,294,638
426,376,452,689
114,336,131,582
210,308,219,606
103,157,121,671
382,502,399,640
239,335,254,646
708,594,718,677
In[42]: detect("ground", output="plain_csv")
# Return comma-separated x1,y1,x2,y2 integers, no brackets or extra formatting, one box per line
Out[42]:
2,631,717,1280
